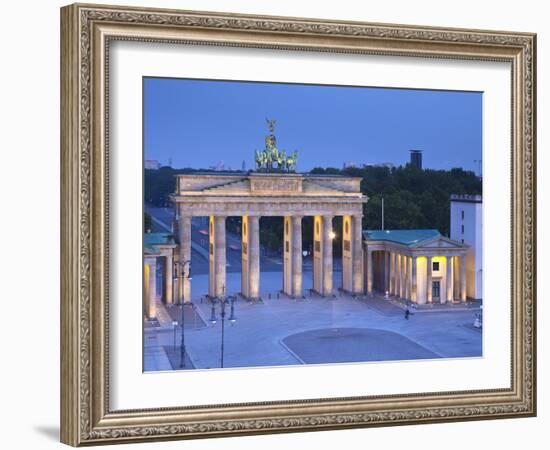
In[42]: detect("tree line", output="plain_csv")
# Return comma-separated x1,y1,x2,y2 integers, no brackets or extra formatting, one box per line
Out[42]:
145,165,481,252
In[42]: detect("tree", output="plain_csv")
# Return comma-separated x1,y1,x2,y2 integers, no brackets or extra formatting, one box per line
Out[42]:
144,212,152,233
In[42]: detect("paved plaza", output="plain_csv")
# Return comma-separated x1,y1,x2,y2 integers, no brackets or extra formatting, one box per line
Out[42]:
144,271,482,371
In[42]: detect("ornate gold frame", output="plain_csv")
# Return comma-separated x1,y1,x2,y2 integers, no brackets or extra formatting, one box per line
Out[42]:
60,3,536,446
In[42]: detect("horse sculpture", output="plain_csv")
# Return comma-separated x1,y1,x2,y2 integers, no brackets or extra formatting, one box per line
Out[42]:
254,119,299,173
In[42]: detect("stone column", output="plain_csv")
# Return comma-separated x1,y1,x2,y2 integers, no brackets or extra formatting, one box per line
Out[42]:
396,254,401,297
342,215,352,293
241,216,249,298
411,256,418,303
172,253,179,304
426,256,433,303
248,216,260,299
366,249,373,295
401,255,407,298
143,261,151,319
144,258,157,319
322,215,333,296
388,251,395,295
453,256,459,299
460,254,467,302
352,215,364,294
384,251,390,293
164,252,173,305
313,216,322,294
446,255,453,303
291,216,303,298
283,216,292,296
178,210,192,303
405,256,411,300
215,216,226,298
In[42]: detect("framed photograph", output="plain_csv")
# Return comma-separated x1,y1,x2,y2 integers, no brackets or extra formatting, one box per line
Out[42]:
60,3,536,446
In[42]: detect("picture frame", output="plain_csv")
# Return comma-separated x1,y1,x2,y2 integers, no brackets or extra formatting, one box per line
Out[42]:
60,3,536,446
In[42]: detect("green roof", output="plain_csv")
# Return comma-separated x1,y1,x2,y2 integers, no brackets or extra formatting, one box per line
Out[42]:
363,229,441,247
144,232,176,252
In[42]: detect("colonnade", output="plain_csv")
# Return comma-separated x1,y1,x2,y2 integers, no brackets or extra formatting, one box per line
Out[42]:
365,250,467,304
175,208,364,302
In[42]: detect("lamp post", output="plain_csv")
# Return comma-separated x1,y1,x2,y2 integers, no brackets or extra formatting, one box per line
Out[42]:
174,259,192,368
209,285,237,368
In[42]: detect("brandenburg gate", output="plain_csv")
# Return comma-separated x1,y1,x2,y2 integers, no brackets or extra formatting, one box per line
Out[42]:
170,172,368,301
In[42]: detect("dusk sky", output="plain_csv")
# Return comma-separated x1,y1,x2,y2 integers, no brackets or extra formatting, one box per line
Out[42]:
143,77,482,173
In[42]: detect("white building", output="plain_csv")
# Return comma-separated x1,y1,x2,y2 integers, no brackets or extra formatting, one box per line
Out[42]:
450,194,482,299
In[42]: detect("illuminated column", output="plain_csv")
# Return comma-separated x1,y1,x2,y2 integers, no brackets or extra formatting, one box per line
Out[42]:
291,215,303,298
322,215,334,296
313,216,323,294
248,216,260,299
241,215,260,299
384,251,390,293
411,256,418,303
389,252,395,295
209,216,226,298
366,249,373,295
215,216,226,298
453,256,459,299
164,252,173,305
426,256,433,303
405,256,411,300
172,253,179,304
241,216,249,298
400,253,407,298
460,254,467,302
352,215,364,294
283,216,292,296
342,215,352,292
144,258,156,319
178,208,192,303
395,254,401,297
446,255,453,303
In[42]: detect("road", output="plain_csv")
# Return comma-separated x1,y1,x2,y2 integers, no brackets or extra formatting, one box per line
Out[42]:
146,205,285,275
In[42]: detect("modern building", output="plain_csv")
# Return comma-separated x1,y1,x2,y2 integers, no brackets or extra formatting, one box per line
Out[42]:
450,194,482,299
409,150,423,169
363,229,469,304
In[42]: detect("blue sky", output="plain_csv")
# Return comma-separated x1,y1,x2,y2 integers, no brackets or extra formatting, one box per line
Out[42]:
143,77,482,172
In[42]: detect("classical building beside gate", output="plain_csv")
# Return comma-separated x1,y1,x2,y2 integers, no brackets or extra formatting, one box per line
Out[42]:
143,232,177,320
170,172,367,303
363,229,470,304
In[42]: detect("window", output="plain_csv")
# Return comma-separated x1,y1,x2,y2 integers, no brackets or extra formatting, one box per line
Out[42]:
345,221,349,235
285,221,289,235
461,224,465,234
285,241,289,253
242,242,247,254
314,240,321,253
461,210,465,220
243,222,246,235
432,261,440,272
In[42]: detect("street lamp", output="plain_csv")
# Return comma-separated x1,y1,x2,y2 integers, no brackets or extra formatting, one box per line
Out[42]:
329,231,336,240
209,285,237,368
173,259,192,368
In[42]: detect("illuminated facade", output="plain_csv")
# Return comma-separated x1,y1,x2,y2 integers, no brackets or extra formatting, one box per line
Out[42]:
363,229,470,304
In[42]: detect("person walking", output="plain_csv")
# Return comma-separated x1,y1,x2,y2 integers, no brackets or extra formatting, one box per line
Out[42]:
404,304,414,320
